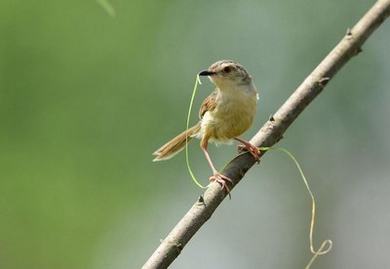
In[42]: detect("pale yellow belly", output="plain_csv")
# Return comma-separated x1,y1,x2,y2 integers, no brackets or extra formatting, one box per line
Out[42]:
199,93,257,143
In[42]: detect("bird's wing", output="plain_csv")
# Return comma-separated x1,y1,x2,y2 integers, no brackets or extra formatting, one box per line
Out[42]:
199,91,217,119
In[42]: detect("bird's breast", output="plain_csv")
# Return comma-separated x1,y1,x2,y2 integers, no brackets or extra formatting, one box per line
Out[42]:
199,90,257,143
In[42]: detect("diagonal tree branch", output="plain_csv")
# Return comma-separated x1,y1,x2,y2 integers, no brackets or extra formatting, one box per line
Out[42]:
143,1,390,268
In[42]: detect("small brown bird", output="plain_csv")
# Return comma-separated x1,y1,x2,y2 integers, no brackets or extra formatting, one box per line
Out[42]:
153,60,260,191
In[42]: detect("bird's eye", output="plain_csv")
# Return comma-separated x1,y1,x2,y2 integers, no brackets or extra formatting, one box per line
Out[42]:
223,66,231,73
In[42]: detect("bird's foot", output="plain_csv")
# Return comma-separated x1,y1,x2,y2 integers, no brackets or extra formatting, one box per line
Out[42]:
209,172,233,199
237,142,261,163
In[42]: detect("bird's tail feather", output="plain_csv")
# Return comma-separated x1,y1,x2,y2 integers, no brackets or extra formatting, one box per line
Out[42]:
152,123,201,161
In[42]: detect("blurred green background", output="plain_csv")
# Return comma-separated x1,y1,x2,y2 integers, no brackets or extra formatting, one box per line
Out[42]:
0,0,389,268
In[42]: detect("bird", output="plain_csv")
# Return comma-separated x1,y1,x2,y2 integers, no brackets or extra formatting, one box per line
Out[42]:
153,60,260,192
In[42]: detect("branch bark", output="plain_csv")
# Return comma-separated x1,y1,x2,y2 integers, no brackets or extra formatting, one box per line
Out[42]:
143,1,390,268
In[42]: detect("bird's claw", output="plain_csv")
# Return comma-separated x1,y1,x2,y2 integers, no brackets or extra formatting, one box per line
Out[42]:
237,143,261,163
209,172,233,199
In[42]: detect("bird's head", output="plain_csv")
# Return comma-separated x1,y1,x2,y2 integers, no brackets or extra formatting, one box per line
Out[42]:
198,60,252,90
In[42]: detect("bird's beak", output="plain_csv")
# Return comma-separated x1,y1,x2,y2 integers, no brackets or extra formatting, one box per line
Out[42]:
198,70,216,76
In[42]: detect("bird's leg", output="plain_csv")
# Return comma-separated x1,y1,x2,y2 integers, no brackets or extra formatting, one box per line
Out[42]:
235,137,261,163
200,139,233,197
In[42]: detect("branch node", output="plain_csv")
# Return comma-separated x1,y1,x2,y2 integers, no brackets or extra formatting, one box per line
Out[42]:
197,195,206,206
346,27,353,37
269,115,275,122
318,77,330,88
